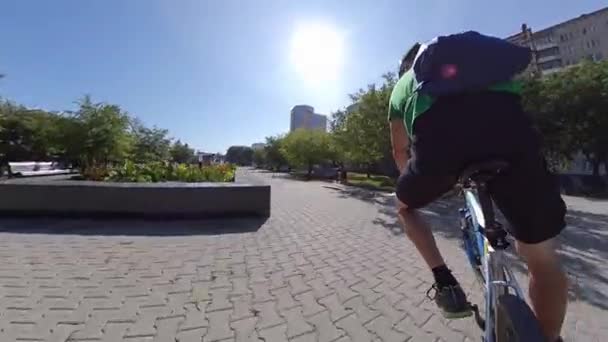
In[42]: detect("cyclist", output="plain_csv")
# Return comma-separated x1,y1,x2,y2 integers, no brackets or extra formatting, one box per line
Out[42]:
389,42,567,342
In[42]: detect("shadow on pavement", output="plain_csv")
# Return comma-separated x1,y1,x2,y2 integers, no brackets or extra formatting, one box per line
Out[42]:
0,217,267,236
330,186,608,311
325,185,391,205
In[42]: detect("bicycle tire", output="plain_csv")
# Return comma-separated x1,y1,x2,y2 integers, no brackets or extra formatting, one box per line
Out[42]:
495,294,546,342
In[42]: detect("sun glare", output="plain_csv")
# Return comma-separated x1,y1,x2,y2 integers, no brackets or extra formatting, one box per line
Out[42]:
289,21,344,84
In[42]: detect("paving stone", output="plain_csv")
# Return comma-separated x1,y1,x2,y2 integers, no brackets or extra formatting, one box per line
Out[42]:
257,323,287,342
364,316,410,342
272,287,299,311
176,327,208,342
231,295,256,322
295,291,325,318
253,301,285,330
306,310,344,342
204,310,234,342
335,314,374,342
342,297,381,325
231,317,259,342
289,332,317,342
154,316,185,342
318,293,353,322
281,306,315,338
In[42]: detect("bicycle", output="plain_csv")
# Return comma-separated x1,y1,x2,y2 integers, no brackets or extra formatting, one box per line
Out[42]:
457,159,546,342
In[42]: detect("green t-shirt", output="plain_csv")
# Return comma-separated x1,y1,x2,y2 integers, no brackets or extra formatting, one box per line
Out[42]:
388,69,523,135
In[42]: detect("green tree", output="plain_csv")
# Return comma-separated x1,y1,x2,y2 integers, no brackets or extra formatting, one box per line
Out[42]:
522,60,608,177
565,61,608,177
264,135,288,170
0,101,69,162
225,146,254,166
335,73,397,177
74,95,132,169
252,148,266,168
170,140,195,164
130,119,172,163
280,129,334,178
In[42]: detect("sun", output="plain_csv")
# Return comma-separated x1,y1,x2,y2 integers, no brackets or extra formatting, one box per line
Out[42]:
289,21,345,84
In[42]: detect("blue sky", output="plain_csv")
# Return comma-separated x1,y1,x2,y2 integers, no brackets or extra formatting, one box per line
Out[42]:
1,1,605,153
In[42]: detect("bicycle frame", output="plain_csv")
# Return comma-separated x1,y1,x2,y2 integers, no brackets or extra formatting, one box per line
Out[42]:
461,183,525,342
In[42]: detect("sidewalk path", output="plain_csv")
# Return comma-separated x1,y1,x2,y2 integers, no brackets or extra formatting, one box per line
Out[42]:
0,168,604,341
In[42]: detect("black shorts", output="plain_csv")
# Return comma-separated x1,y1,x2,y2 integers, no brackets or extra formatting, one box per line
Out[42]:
396,91,566,244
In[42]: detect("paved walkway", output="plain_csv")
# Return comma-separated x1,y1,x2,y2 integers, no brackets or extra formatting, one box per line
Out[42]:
0,168,605,341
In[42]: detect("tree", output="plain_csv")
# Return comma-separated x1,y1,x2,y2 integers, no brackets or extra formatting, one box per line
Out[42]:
225,146,254,166
333,72,397,177
74,95,132,169
1,94,201,174
0,101,73,162
522,60,608,177
170,140,195,164
564,60,608,177
264,135,288,170
252,148,266,168
280,129,334,178
130,119,172,163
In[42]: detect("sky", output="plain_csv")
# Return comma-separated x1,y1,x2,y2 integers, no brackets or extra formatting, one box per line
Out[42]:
1,1,606,153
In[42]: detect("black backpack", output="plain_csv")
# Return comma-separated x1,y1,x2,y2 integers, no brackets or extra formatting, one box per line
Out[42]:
412,31,532,97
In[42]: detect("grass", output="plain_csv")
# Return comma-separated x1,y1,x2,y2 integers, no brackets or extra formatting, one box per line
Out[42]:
346,172,396,192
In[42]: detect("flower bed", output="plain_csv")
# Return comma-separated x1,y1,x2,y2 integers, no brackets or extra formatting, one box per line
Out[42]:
82,161,236,183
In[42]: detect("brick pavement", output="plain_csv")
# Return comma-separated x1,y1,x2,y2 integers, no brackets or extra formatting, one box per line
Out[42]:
0,168,605,341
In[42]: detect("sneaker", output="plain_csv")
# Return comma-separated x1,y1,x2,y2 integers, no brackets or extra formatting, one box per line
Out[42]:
426,283,472,319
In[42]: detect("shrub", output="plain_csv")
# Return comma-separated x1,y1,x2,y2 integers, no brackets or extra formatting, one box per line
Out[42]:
100,161,236,183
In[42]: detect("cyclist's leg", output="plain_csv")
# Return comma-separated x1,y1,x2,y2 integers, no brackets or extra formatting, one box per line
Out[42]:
395,163,455,271
396,163,471,318
490,150,567,341
517,238,567,342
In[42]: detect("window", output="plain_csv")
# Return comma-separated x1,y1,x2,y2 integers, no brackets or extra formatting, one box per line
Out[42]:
560,34,565,42
582,28,587,35
537,46,560,59
539,59,563,70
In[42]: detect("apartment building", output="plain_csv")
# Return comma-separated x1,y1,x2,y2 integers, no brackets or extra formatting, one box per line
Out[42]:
506,6,608,75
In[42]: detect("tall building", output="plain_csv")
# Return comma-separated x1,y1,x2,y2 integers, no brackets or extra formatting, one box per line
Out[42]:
290,105,328,132
506,6,608,76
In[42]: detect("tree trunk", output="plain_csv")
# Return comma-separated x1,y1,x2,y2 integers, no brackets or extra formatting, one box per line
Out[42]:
307,164,313,180
366,164,372,178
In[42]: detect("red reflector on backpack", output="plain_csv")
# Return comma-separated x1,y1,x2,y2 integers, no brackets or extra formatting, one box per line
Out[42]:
441,64,458,79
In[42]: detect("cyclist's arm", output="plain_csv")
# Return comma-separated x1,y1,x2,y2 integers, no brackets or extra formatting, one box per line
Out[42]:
390,118,410,174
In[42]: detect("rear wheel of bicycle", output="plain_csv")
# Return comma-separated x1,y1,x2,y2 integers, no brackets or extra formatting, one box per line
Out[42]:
495,294,546,342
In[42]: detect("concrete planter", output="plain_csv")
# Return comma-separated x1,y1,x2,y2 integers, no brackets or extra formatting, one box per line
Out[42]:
0,180,270,218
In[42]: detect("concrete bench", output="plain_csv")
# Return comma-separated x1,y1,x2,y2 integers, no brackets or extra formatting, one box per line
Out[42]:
0,180,271,218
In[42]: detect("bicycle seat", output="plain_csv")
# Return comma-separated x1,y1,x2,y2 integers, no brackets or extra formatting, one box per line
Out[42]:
460,159,509,183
